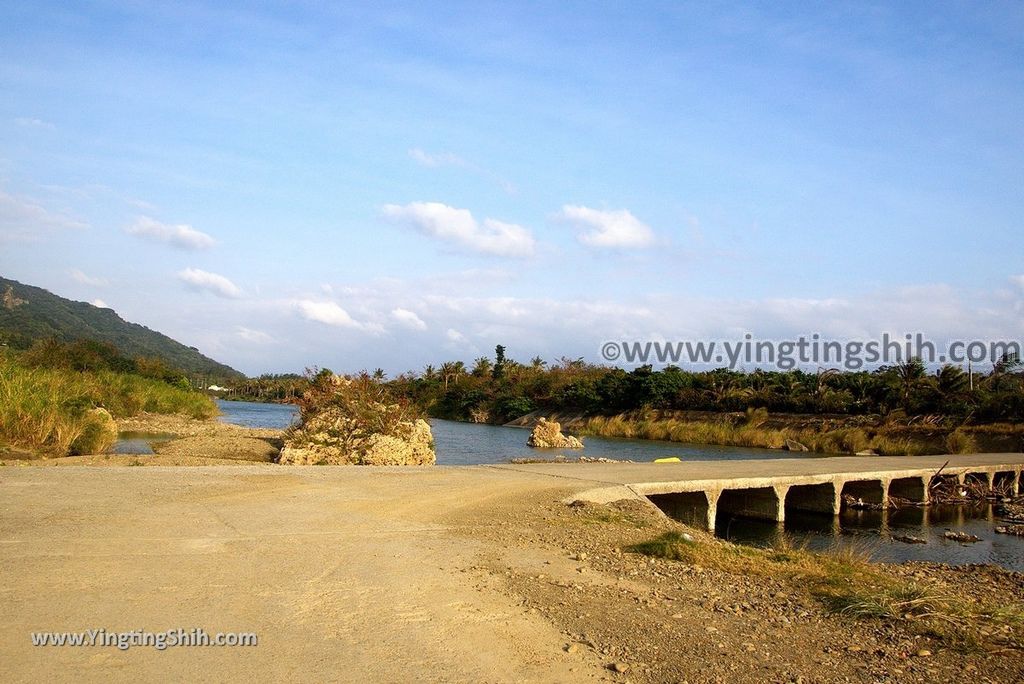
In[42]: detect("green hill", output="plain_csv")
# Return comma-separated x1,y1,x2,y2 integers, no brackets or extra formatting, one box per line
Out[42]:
0,276,244,381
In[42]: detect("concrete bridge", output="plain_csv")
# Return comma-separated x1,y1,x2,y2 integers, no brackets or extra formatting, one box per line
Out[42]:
493,453,1024,530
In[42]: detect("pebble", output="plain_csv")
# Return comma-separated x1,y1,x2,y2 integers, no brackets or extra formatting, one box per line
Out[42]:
915,649,932,658
609,662,629,674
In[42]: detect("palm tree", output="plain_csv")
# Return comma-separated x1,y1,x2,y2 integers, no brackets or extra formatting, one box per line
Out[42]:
472,357,493,377
891,358,927,410
439,362,456,391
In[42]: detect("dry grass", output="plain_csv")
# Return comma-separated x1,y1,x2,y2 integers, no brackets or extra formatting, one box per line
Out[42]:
629,530,1024,648
583,412,951,456
0,355,216,456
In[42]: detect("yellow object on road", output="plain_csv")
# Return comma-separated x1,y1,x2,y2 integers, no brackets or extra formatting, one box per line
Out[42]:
653,457,681,463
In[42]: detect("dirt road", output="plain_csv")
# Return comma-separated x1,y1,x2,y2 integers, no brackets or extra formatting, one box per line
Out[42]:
0,466,602,682
2,464,1022,683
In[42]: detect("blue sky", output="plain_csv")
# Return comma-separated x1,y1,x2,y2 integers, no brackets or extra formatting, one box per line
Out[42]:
1,1,1022,375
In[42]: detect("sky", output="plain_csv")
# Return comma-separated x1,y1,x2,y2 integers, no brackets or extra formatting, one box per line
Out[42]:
1,1,1022,376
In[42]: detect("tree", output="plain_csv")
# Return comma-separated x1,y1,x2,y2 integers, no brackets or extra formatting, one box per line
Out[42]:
471,356,493,377
492,345,507,380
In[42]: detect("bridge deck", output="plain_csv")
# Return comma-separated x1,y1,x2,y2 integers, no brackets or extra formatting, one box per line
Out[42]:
490,453,1024,529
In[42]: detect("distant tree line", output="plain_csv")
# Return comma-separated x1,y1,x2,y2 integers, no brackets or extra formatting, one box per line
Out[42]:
383,346,1024,424
223,374,307,403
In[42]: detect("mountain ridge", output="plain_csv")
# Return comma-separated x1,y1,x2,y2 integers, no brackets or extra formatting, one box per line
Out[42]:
0,276,243,381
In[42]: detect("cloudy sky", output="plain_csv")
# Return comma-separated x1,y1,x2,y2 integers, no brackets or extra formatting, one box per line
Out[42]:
1,2,1022,376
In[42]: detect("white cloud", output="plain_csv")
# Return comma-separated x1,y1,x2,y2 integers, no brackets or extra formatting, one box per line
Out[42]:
90,299,109,309
446,328,468,343
14,117,55,130
177,268,242,298
295,300,383,333
70,269,108,287
408,148,466,168
237,326,273,344
391,307,428,331
127,216,216,250
556,205,655,249
381,202,536,257
0,189,87,241
1011,275,1024,289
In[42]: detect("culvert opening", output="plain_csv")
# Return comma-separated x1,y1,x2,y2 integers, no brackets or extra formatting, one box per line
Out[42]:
929,474,961,499
994,471,1017,496
647,491,710,529
888,477,926,502
784,483,836,515
716,487,781,524
964,472,991,492
840,480,885,508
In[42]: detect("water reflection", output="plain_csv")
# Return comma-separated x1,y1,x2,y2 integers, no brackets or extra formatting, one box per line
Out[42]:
716,504,1024,572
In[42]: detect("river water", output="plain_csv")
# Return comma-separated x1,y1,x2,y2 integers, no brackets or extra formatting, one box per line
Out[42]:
210,402,1024,571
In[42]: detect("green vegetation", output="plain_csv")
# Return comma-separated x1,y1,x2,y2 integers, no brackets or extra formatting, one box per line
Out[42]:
0,277,242,383
390,351,1024,423
0,343,216,457
630,531,1024,648
382,346,1023,454
224,373,306,403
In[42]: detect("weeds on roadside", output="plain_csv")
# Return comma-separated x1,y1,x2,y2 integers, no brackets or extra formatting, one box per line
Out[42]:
0,354,215,456
628,530,1024,649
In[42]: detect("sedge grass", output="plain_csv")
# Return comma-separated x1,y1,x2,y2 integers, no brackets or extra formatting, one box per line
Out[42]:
0,355,216,456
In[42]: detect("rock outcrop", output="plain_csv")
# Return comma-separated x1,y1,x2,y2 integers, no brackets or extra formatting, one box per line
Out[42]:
279,376,435,466
527,417,583,449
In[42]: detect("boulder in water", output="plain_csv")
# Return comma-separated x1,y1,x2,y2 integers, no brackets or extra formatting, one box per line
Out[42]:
527,417,583,449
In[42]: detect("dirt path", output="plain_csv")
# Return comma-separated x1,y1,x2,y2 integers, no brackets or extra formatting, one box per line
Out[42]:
1,465,1022,683
0,466,609,682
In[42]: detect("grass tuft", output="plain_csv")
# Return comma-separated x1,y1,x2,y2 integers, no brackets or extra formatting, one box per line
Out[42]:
628,530,1023,648
0,354,216,456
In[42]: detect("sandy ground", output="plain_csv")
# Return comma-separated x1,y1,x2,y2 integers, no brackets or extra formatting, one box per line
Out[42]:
2,416,1023,682
1,463,1023,683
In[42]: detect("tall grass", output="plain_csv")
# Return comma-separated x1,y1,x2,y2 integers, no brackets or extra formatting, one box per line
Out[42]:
0,355,216,456
582,411,946,455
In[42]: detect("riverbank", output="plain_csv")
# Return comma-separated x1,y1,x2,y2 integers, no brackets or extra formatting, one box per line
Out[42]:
2,465,1021,682
0,412,283,466
507,409,1024,456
